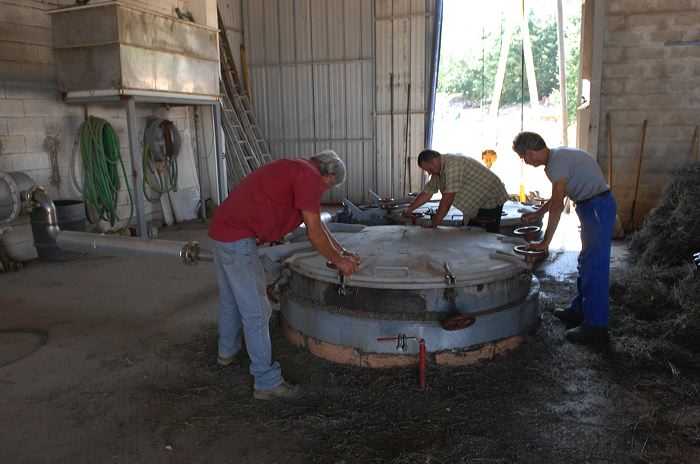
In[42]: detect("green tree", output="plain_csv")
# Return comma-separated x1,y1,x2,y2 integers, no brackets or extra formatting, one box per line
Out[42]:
437,9,581,126
438,54,486,105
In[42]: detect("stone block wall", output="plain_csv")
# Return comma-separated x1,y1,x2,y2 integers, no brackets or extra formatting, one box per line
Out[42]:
598,0,700,228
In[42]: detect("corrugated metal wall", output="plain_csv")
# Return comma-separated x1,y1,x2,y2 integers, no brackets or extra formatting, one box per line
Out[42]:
238,0,436,202
375,0,433,202
218,0,245,92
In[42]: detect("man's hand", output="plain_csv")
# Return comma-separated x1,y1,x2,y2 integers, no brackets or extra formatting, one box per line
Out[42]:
341,249,362,264
421,221,437,229
521,211,541,224
334,256,360,276
401,208,414,218
526,240,549,252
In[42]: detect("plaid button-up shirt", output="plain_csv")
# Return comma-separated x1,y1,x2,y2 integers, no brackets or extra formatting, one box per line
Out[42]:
423,154,510,222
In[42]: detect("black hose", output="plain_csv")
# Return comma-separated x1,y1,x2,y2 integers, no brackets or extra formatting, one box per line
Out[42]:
142,117,181,202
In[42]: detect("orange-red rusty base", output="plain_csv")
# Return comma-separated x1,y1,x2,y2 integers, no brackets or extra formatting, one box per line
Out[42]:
283,317,525,368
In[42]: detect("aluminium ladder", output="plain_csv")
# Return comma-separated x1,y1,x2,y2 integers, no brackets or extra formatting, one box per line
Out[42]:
216,7,272,188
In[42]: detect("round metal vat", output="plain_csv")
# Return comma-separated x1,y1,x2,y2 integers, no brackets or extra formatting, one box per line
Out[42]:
280,225,539,367
388,200,543,234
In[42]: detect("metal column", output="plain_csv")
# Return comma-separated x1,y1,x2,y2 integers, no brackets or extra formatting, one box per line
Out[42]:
213,103,227,204
125,97,148,238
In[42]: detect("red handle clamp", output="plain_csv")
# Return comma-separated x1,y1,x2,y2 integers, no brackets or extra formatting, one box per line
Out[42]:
440,314,476,331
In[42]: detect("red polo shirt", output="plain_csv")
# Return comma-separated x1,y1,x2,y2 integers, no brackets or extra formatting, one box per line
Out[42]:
208,158,326,244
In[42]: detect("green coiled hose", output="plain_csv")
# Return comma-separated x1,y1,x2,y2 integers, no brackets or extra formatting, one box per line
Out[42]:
78,117,133,227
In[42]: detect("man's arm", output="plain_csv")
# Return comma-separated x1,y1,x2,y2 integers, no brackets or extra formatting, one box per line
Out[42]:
527,179,567,251
401,191,433,217
302,210,359,275
321,221,361,263
423,192,456,228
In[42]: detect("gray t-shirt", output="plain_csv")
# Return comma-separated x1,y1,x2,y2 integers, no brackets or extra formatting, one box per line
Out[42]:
545,147,609,202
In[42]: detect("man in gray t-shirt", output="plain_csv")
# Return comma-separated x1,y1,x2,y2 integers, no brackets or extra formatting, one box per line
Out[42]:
545,147,610,203
512,132,617,344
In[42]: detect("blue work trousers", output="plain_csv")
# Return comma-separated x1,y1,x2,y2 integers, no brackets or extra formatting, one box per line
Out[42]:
212,238,283,390
571,193,617,327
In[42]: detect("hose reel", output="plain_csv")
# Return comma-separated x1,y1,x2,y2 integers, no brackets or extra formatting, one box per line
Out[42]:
142,117,181,202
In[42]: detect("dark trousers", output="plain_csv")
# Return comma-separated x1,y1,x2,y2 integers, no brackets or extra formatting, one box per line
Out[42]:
466,204,503,233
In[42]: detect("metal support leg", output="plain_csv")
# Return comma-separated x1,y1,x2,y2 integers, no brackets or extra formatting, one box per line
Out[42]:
213,103,227,204
125,97,148,238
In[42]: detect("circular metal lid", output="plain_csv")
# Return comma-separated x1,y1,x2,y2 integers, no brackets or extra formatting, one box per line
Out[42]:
388,201,464,227
389,200,539,228
286,225,527,289
501,200,539,227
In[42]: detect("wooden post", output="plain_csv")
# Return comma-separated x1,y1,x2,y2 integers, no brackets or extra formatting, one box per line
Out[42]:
240,44,252,108
489,12,515,119
404,83,412,195
606,112,612,189
630,120,647,227
556,0,568,144
521,1,539,111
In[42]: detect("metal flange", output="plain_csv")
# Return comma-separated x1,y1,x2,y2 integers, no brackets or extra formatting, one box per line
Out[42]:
0,171,33,224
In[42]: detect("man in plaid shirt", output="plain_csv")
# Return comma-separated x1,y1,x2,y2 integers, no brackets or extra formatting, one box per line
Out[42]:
402,149,510,232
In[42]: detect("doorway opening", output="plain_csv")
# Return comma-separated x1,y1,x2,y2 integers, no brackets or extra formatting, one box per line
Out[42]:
432,0,583,201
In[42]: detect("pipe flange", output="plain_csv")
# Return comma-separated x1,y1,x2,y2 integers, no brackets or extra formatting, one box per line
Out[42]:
409,212,424,225
181,241,200,265
0,171,22,224
513,245,546,263
26,185,47,209
514,225,541,242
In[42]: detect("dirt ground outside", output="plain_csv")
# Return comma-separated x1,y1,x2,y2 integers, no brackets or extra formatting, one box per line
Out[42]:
1,223,698,463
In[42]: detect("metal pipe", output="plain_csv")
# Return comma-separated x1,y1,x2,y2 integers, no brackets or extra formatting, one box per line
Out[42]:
424,0,443,152
28,187,60,243
258,242,315,262
285,212,334,241
27,187,333,267
377,334,427,389
418,339,427,390
55,228,317,266
56,230,211,265
213,103,227,204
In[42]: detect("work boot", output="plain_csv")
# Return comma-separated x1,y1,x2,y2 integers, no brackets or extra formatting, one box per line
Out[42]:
565,324,608,344
216,353,238,367
553,308,584,326
253,382,305,401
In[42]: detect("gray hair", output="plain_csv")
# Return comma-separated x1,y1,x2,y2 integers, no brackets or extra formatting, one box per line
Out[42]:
311,150,346,187
512,132,547,157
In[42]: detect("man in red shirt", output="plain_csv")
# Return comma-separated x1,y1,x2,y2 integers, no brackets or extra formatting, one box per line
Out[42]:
209,150,360,400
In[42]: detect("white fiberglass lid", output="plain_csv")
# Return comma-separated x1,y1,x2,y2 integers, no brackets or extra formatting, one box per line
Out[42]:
285,225,528,290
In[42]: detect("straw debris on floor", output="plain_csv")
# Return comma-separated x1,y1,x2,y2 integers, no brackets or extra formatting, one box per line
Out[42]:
609,163,700,372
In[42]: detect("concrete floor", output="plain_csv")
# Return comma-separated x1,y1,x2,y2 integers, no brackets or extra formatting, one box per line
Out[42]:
0,211,625,463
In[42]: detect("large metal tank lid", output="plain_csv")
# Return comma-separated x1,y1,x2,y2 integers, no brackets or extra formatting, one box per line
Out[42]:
286,225,527,290
389,200,539,227
501,200,539,226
